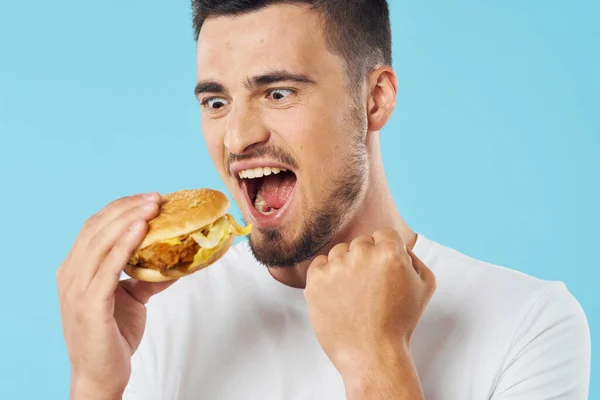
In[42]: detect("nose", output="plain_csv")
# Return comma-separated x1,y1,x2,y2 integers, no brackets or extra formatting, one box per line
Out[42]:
224,102,269,155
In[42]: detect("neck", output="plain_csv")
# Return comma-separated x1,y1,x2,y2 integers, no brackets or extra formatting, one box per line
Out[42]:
268,132,416,289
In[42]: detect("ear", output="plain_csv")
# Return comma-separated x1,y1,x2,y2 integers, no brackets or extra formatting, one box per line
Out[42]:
366,66,398,132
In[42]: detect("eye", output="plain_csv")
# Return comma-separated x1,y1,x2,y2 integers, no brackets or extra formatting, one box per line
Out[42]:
202,97,229,110
267,89,294,101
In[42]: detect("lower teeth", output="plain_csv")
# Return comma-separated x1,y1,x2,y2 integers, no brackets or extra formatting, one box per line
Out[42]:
254,189,277,215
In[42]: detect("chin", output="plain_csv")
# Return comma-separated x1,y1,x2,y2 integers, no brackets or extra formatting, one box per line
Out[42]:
248,231,300,268
247,208,341,268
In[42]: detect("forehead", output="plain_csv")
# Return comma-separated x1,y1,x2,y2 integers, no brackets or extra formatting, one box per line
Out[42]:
196,4,341,82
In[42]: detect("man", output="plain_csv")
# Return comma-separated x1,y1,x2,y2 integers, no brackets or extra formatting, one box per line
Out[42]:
56,1,591,399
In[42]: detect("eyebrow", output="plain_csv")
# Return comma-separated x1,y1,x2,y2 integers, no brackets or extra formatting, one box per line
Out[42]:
194,70,316,98
194,81,226,97
245,70,317,89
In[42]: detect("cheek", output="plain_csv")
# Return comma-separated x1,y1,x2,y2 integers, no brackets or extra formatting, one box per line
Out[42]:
267,108,344,203
201,119,227,177
267,106,337,158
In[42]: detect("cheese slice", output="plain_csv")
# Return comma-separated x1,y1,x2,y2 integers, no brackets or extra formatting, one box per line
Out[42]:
159,237,183,246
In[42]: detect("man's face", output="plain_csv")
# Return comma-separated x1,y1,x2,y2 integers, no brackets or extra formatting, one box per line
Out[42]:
196,4,368,267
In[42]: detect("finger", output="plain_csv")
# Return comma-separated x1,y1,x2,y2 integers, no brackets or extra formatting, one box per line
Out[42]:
119,279,177,305
328,242,349,261
406,248,423,275
88,219,151,300
349,235,374,253
62,193,161,282
75,202,160,291
310,254,328,268
307,254,328,280
372,227,406,249
407,248,437,293
373,228,413,269
93,192,161,232
305,255,328,296
75,193,161,251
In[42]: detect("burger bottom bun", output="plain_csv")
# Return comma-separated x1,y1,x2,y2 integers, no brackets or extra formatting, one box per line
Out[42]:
123,235,235,283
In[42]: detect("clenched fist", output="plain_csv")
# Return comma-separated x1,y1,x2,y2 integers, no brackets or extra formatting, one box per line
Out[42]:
304,228,436,398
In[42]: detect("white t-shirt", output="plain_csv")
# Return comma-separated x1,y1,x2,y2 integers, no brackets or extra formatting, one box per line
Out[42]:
123,234,591,399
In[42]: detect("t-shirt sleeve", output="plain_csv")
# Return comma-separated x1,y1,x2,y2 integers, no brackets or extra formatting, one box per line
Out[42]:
490,282,591,399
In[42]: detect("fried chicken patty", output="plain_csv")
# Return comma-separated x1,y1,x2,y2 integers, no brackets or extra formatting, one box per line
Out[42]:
129,235,201,274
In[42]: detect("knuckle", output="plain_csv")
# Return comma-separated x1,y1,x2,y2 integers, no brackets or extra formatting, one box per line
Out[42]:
72,296,99,324
374,227,404,245
331,243,345,252
73,304,88,325
307,259,325,282
101,195,140,217
311,255,328,268
328,243,348,258
426,268,437,291
131,201,157,218
83,214,99,231
352,235,371,244
374,227,395,237
110,194,136,207
87,232,103,252
378,241,400,260
351,241,371,254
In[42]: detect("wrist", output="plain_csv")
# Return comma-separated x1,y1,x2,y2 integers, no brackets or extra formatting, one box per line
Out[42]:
341,343,423,400
338,338,409,379
70,375,124,400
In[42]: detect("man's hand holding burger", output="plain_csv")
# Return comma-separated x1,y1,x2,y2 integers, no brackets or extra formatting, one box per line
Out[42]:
56,192,171,400
304,228,436,400
57,189,252,399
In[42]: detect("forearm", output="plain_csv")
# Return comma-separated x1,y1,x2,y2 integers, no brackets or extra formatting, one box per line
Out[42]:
342,348,424,400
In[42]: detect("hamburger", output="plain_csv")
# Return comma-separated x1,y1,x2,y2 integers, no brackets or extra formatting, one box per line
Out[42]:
124,188,252,282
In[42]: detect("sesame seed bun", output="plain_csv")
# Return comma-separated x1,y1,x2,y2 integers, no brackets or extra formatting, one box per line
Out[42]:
138,188,230,251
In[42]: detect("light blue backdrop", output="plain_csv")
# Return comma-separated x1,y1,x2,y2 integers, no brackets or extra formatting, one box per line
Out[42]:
0,1,597,399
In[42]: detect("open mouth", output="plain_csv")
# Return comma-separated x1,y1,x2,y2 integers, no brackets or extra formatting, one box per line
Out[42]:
238,167,297,219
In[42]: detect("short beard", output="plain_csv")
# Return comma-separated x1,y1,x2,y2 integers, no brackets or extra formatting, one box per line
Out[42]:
248,106,368,268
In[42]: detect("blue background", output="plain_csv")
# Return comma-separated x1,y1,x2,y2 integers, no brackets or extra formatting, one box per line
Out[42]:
0,1,597,398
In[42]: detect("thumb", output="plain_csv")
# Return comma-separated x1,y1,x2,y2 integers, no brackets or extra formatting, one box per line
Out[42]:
120,279,177,304
407,248,437,296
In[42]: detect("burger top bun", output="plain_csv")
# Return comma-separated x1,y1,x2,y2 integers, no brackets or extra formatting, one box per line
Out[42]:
137,188,230,251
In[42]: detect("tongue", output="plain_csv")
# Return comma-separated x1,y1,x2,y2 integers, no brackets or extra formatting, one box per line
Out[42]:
260,172,295,210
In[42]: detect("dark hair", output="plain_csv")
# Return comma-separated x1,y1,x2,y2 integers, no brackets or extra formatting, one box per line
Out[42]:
191,0,392,82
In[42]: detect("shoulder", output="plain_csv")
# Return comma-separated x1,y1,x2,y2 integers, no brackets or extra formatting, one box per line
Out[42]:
418,234,589,349
417,235,590,397
419,235,579,314
420,236,590,364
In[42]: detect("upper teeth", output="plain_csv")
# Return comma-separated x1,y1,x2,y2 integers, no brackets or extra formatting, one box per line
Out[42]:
238,167,287,179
